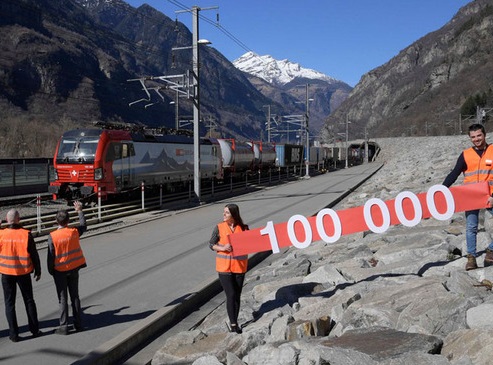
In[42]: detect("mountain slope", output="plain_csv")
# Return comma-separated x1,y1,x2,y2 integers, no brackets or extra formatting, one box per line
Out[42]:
321,0,493,142
0,0,280,157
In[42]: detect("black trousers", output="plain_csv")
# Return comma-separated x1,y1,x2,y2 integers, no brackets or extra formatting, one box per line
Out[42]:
218,272,245,326
1,273,39,338
53,269,82,329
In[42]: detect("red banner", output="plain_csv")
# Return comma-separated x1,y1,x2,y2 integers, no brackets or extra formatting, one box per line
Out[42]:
229,183,490,256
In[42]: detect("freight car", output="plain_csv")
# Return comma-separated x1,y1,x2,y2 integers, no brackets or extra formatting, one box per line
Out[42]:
275,144,304,168
247,141,277,171
275,144,335,174
320,146,340,171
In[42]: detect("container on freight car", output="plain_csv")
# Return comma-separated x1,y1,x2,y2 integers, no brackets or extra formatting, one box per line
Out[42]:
275,144,304,168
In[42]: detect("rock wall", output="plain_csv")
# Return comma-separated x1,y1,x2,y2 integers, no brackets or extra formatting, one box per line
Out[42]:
322,0,493,140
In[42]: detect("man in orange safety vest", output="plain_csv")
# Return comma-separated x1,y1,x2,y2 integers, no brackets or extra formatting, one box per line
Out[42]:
0,209,42,342
443,123,493,270
47,201,87,335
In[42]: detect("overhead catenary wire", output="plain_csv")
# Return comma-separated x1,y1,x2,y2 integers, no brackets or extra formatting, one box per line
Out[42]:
167,0,266,64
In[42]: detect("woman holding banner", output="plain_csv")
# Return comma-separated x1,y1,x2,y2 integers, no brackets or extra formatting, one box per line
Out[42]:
209,203,249,334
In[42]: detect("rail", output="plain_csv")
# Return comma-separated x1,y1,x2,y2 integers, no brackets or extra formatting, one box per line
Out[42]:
22,168,306,238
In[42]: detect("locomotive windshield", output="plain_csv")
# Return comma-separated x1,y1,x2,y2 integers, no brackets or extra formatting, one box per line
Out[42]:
56,130,100,164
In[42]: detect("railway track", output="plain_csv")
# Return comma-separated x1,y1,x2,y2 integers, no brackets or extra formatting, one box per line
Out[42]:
0,192,52,206
5,170,307,239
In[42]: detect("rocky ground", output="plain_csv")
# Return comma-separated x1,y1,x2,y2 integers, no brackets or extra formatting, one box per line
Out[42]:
151,135,493,365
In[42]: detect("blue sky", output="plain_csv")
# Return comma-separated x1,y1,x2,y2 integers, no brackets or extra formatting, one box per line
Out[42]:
126,0,472,87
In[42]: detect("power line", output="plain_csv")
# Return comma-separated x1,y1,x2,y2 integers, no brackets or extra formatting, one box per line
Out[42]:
167,0,265,63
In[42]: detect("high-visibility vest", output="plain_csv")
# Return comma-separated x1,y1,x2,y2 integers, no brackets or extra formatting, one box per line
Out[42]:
50,228,86,272
215,222,248,273
0,228,33,275
463,145,493,195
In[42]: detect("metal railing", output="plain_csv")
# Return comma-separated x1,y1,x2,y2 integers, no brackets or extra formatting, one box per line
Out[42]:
23,167,308,238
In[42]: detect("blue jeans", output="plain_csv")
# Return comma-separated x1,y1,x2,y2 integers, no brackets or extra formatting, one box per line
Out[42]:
465,208,493,255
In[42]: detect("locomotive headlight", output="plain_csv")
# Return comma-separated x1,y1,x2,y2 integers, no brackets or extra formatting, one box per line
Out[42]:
94,167,103,181
54,170,59,180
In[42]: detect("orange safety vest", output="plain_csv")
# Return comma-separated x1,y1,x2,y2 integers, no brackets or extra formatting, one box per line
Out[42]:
0,228,33,276
50,228,86,272
215,222,248,273
463,145,493,195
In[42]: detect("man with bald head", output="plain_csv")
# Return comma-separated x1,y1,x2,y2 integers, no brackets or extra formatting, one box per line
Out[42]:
0,209,42,342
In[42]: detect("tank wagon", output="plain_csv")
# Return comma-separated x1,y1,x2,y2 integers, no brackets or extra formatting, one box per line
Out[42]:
247,141,277,171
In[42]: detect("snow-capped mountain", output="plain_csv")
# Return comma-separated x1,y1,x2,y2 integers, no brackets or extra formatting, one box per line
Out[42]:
233,51,338,86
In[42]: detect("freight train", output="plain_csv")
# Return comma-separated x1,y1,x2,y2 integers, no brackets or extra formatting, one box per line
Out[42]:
48,126,378,202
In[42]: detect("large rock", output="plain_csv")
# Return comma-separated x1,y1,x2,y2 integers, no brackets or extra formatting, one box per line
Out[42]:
322,327,443,361
241,340,380,365
466,303,493,329
151,330,242,364
442,329,493,365
302,264,348,286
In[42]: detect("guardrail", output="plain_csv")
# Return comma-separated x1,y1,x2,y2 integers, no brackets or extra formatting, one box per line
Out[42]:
24,168,305,239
